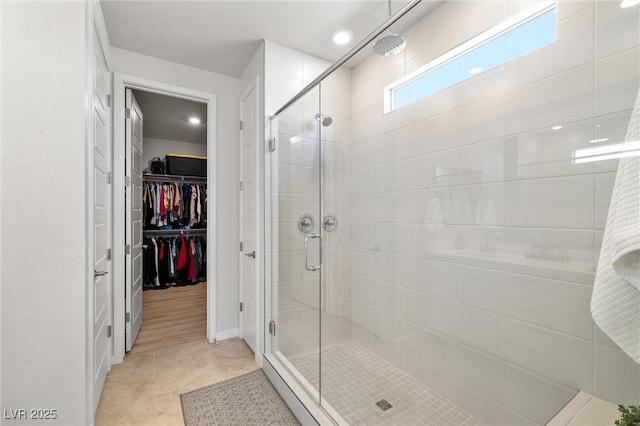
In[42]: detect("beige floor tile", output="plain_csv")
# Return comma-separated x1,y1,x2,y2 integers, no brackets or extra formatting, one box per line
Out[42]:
155,390,184,418
109,351,155,376
96,338,259,425
99,368,157,410
155,340,209,366
156,351,222,394
96,396,156,426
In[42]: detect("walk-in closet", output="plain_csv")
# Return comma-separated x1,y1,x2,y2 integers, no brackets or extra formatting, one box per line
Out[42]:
128,89,209,355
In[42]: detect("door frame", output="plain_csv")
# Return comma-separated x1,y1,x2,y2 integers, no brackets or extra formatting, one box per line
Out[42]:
112,73,217,363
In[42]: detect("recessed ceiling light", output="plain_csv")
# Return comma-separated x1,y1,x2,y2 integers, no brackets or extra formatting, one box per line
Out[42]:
620,0,640,8
589,138,609,144
189,117,201,124
332,30,353,45
552,125,563,130
468,67,483,75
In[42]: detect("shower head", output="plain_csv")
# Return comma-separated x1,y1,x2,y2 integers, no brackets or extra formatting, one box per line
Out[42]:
374,0,406,56
373,34,406,56
315,113,333,127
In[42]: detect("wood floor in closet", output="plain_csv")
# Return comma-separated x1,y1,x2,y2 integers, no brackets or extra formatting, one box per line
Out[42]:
129,282,207,355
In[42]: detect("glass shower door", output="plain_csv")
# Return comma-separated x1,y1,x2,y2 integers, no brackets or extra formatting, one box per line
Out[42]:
266,86,323,401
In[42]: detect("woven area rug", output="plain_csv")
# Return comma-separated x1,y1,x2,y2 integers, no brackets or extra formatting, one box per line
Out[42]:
180,369,300,426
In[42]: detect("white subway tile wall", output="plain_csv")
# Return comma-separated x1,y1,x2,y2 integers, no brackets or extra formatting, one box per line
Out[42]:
266,0,640,424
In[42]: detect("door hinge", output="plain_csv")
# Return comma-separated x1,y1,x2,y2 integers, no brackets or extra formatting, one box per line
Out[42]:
239,181,244,191
240,302,244,312
267,137,276,152
240,242,244,251
106,248,112,261
125,244,131,255
240,120,244,131
125,176,131,186
125,312,131,323
107,325,112,338
125,108,131,119
106,171,112,184
107,94,111,108
268,320,276,336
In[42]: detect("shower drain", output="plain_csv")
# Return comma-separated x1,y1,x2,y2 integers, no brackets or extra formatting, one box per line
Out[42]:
376,399,393,411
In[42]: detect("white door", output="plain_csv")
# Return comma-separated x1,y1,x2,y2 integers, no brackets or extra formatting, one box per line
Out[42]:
239,82,258,353
92,29,111,413
125,89,144,351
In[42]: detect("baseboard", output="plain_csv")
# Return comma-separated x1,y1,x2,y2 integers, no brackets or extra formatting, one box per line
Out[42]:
215,328,239,341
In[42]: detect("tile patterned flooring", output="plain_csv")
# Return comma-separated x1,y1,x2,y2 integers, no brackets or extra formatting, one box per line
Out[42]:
95,338,259,425
288,339,484,426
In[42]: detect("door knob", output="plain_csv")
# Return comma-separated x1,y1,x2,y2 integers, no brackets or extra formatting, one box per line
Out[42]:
244,251,256,259
94,270,109,277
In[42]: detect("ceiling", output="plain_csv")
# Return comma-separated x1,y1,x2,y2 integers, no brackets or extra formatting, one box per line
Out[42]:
133,90,207,144
100,0,411,78
103,0,440,145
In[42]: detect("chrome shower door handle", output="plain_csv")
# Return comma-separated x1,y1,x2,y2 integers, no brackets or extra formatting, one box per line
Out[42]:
304,233,322,272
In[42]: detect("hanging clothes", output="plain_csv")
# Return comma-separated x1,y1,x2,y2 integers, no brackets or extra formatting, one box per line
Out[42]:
143,180,207,230
142,235,207,289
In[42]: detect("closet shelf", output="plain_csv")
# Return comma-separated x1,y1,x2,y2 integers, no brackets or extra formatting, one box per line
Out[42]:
143,173,207,183
143,228,207,235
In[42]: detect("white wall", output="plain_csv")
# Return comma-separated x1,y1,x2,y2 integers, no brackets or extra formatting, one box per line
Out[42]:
347,0,640,424
264,40,330,116
111,47,241,336
142,137,207,169
1,2,89,423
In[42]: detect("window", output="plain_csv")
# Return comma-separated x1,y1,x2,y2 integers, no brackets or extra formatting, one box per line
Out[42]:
385,2,557,113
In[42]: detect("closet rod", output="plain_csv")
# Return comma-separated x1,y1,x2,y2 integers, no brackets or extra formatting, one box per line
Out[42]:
143,173,207,183
143,228,207,236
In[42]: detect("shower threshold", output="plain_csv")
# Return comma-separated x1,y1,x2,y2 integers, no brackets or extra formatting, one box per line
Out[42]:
276,338,484,425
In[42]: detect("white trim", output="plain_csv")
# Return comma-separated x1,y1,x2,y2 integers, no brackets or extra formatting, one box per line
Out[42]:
84,3,94,423
264,354,340,425
256,81,265,368
263,116,275,356
215,328,240,341
0,0,3,411
112,72,217,362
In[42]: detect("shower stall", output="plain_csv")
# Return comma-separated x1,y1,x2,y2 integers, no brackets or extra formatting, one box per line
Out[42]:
264,0,640,424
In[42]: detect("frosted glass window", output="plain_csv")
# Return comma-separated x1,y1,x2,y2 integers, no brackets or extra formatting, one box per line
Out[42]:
386,3,557,112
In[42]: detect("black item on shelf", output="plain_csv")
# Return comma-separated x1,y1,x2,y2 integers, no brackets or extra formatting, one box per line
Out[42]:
149,157,166,174
165,153,207,177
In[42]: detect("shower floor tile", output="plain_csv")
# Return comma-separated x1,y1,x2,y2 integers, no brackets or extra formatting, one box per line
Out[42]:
287,339,484,425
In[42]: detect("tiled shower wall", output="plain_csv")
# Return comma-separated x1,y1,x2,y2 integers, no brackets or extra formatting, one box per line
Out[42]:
265,41,353,359
345,0,640,424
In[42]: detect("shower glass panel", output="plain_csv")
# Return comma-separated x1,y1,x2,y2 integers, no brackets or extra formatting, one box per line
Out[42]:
266,1,640,425
267,86,323,401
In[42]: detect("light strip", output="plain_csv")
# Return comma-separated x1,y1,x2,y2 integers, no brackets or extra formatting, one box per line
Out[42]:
621,0,640,8
573,140,640,163
573,150,640,164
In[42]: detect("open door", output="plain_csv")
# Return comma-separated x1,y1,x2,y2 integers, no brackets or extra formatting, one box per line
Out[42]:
91,27,112,414
239,81,258,354
125,88,144,351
